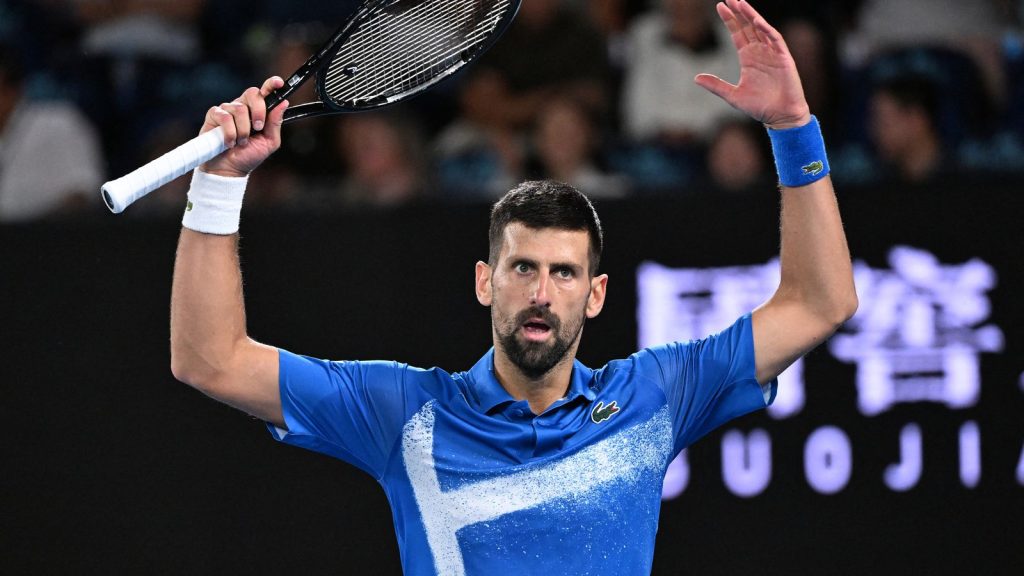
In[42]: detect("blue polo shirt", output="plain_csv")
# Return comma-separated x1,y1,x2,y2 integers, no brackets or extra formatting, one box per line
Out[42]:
268,314,775,575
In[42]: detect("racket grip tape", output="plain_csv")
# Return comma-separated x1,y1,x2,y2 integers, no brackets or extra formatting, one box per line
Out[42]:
101,127,228,214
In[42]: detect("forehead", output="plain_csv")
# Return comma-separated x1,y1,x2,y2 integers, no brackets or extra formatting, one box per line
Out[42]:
497,223,591,267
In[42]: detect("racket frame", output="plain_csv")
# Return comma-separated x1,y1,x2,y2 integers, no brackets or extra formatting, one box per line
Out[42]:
100,0,522,212
278,0,521,122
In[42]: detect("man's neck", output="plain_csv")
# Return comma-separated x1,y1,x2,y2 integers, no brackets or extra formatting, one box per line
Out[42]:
492,345,578,415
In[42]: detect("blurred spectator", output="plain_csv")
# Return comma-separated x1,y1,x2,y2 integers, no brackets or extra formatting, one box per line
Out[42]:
577,0,648,128
433,108,525,201
580,0,644,68
527,96,629,199
73,0,209,174
840,0,1007,108
76,0,206,63
309,111,429,210
458,0,610,132
0,1,81,78
620,0,744,145
0,44,105,222
704,118,773,194
421,0,613,202
868,76,950,183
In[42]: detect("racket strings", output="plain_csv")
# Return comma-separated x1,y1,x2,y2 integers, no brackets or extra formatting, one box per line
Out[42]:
323,0,512,106
329,0,497,98
349,0,491,84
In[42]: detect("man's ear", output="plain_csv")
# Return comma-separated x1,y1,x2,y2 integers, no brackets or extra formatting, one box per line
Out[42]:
475,261,492,306
586,273,608,318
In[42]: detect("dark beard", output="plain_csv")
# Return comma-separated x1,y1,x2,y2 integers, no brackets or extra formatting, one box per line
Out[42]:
497,305,584,380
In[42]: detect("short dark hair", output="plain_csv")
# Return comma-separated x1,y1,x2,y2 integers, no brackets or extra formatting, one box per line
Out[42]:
488,180,604,276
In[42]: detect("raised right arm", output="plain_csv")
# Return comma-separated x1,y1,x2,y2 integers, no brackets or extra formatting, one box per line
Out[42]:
169,77,289,428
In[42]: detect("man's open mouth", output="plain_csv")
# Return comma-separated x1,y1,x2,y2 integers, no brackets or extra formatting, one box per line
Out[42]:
522,320,552,338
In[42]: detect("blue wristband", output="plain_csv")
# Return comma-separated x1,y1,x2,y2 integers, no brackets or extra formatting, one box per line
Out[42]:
767,115,830,187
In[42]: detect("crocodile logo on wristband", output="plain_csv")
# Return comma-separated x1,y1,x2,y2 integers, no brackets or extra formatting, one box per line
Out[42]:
802,160,824,176
186,200,194,212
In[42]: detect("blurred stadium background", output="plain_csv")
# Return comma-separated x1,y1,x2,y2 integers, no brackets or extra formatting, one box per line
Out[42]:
1,1,1022,574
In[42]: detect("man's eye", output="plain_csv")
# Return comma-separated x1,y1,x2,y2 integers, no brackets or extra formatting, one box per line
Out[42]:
515,263,531,274
555,268,574,279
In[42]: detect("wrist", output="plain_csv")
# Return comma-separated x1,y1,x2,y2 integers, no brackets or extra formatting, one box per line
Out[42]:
765,112,813,131
181,169,248,235
199,164,250,179
766,115,830,188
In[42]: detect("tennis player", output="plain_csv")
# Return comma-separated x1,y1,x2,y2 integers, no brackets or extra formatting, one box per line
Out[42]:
170,1,856,573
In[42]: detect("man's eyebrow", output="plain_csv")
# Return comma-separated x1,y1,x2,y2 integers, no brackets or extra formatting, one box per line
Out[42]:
550,261,583,272
508,256,538,267
506,258,584,274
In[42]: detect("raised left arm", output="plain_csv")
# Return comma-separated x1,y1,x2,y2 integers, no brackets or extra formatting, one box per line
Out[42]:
695,0,857,384
751,173,857,384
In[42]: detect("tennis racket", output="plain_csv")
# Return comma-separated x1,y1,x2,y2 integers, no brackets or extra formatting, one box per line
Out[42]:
101,0,521,213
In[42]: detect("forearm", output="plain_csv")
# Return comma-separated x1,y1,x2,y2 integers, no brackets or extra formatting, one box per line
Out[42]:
163,78,286,422
751,172,857,383
169,228,249,388
775,176,857,326
699,0,858,383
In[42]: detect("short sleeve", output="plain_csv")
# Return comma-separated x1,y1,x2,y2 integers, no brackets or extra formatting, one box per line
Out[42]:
266,349,419,479
630,314,776,454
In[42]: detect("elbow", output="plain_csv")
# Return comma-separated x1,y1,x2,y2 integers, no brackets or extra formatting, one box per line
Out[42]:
170,353,201,389
843,292,859,322
170,347,218,393
786,287,858,333
827,290,859,328
170,337,247,394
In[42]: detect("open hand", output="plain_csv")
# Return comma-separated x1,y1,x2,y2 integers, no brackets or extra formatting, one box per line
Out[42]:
201,76,290,178
695,0,811,129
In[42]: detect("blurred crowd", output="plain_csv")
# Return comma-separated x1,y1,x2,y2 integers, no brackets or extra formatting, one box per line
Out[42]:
3,0,1024,222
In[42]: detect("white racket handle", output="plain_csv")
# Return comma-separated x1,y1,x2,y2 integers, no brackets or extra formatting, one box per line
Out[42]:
101,127,228,214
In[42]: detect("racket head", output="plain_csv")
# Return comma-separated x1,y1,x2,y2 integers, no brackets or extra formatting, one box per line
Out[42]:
281,0,520,122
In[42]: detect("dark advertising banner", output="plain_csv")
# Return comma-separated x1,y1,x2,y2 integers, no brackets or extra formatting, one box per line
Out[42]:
2,184,1021,574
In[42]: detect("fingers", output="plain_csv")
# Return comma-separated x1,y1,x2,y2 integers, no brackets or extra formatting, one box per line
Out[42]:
754,14,789,55
717,2,749,50
729,0,787,54
720,1,786,54
236,86,266,133
728,0,759,41
204,105,238,147
260,75,285,97
203,101,252,148
694,73,736,104
223,102,253,146
258,77,288,151
731,0,765,29
201,77,286,149
738,1,784,49
243,76,285,132
262,99,289,149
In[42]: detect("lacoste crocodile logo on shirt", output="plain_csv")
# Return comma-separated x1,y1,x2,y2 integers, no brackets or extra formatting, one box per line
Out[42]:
591,401,621,424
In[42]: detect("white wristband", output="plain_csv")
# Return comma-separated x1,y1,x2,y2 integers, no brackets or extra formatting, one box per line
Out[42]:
181,169,248,235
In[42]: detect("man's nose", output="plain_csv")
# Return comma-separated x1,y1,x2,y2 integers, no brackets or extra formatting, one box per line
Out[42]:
530,270,552,307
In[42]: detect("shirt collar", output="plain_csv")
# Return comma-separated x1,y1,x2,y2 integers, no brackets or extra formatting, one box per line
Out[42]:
466,348,597,414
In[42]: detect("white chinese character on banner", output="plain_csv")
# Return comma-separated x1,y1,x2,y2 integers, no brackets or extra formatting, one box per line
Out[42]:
636,260,803,420
829,246,1004,416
